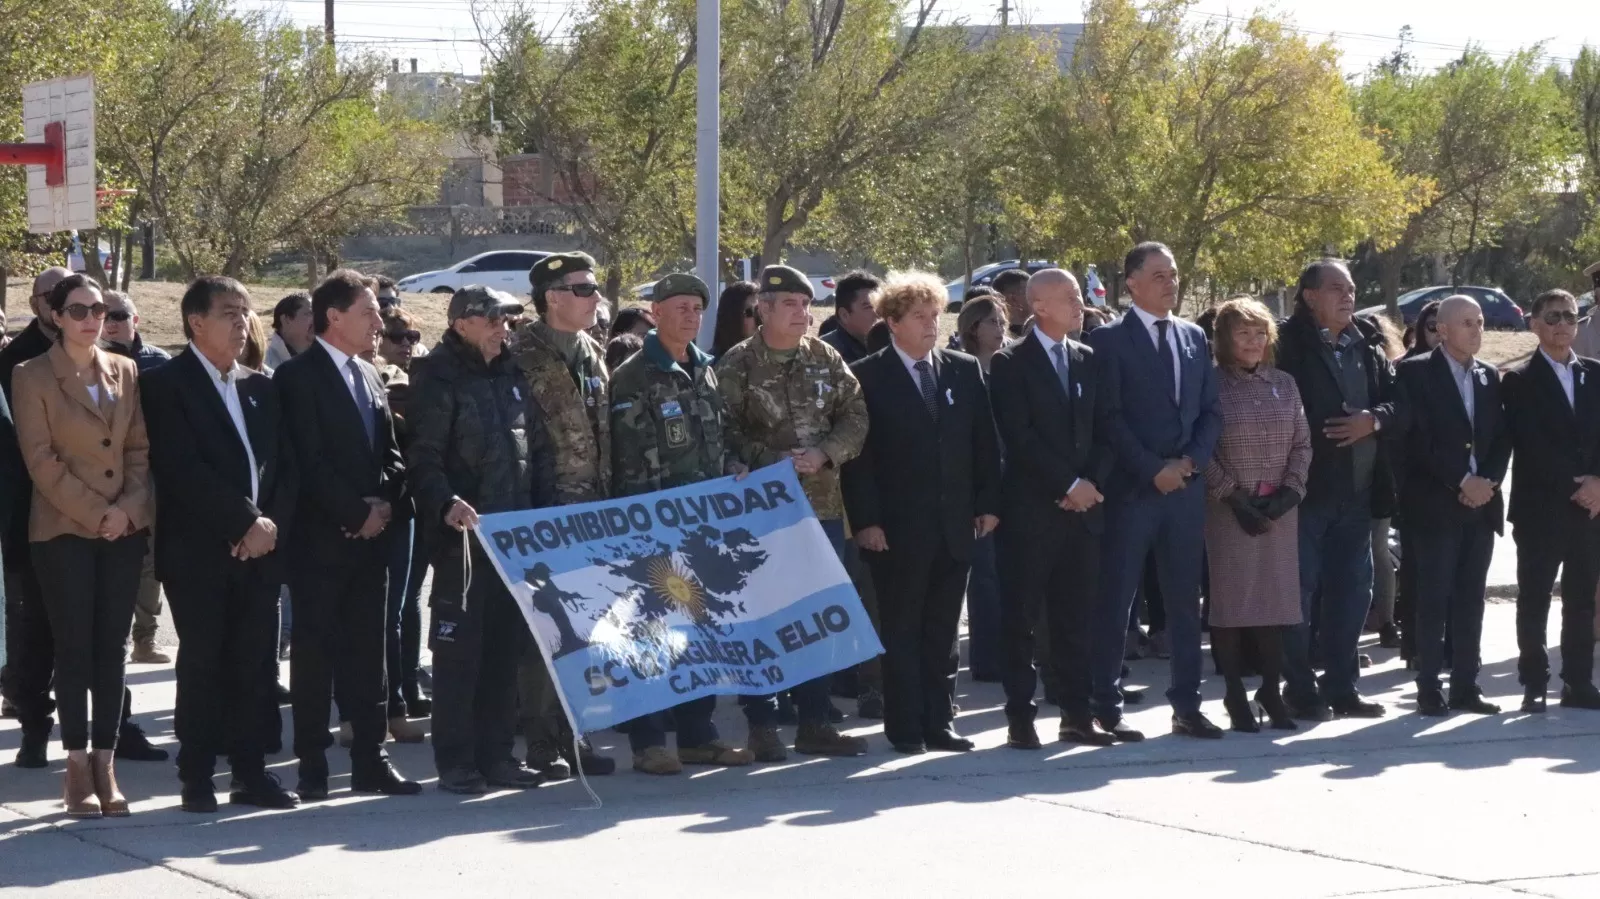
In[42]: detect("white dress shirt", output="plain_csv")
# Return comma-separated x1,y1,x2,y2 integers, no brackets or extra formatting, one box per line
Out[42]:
1542,348,1577,409
317,336,366,414
1443,351,1479,477
193,344,260,504
891,339,933,385
1130,304,1181,400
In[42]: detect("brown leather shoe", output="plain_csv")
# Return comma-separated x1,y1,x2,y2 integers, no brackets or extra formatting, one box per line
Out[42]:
793,722,868,757
92,749,130,817
129,639,171,665
746,725,788,762
64,752,102,818
387,716,427,743
678,740,754,766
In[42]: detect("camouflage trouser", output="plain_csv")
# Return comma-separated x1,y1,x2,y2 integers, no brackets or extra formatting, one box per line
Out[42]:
517,646,570,747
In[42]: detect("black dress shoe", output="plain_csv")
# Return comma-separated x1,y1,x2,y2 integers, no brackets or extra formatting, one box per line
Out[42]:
1559,684,1600,710
14,732,48,769
1448,693,1501,715
1522,686,1548,713
1095,717,1146,743
116,722,170,761
1006,722,1041,750
1378,622,1401,649
231,771,300,809
483,759,544,789
438,766,488,794
1329,695,1386,719
1286,698,1334,722
1059,717,1116,746
405,696,432,718
1171,712,1224,739
351,758,423,795
181,782,219,813
856,689,885,720
924,730,974,752
891,741,927,754
1416,688,1449,716
1122,686,1147,706
556,737,617,776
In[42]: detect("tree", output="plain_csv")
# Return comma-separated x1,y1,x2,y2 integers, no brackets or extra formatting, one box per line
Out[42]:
1356,46,1571,307
1558,46,1600,287
1011,0,1418,309
99,1,444,278
472,0,700,297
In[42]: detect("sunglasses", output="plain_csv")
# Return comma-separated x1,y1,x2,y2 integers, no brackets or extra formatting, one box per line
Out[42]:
1542,310,1580,326
551,283,601,298
62,302,108,322
385,329,422,345
106,310,133,323
743,307,757,319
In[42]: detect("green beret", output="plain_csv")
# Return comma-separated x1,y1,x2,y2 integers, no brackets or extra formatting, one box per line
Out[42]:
758,264,813,299
528,251,596,295
653,272,709,305
448,285,524,323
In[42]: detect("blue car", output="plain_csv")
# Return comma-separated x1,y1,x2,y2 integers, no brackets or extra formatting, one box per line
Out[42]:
1358,285,1527,331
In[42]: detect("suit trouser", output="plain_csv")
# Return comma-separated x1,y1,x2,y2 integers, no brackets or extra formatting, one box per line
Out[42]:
166,557,281,781
385,520,423,717
999,514,1099,724
1092,481,1205,721
289,546,389,768
32,533,147,750
130,537,163,644
864,530,969,744
1514,519,1600,689
1412,517,1495,694
429,539,527,774
1,542,55,736
835,535,883,693
1284,494,1374,706
964,534,1004,680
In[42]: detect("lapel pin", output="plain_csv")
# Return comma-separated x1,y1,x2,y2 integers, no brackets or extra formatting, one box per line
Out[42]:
1475,368,1488,386
1272,386,1279,399
1075,382,1082,398
512,386,522,401
945,388,954,406
248,396,259,408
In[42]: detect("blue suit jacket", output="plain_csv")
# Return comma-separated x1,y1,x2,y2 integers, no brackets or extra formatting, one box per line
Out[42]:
1087,311,1223,498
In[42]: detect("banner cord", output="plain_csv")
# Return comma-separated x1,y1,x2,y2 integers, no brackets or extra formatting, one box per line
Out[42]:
572,733,603,809
461,528,472,612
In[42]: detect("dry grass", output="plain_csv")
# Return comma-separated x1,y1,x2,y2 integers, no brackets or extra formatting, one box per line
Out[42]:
5,278,1539,368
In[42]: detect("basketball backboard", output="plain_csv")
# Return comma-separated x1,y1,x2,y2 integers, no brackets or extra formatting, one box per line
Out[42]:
22,74,95,235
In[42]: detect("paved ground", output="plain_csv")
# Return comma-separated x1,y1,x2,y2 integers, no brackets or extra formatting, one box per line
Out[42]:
4,599,1600,899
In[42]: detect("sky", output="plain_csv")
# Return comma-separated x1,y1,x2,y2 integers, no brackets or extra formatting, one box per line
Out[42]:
235,0,1595,78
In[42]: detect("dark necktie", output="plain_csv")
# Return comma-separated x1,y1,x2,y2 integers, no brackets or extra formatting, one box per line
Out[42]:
347,358,376,447
915,360,938,422
1050,343,1072,400
1155,319,1176,401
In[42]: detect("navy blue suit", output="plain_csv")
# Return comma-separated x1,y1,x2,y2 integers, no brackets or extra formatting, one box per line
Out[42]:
1087,310,1222,720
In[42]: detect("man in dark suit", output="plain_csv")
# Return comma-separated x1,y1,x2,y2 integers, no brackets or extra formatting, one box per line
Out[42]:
988,269,1115,749
140,277,300,812
275,269,419,798
1503,288,1600,713
842,272,1000,754
1395,295,1511,716
1086,242,1224,740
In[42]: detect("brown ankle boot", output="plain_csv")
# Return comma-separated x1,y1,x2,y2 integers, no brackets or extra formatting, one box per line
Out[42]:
64,752,103,818
92,749,130,817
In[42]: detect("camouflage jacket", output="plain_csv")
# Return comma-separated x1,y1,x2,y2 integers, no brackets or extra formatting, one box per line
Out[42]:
609,332,730,498
714,332,867,520
514,319,610,504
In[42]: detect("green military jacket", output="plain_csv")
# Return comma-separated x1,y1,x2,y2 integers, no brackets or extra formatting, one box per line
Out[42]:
609,331,730,498
714,331,867,521
514,319,610,505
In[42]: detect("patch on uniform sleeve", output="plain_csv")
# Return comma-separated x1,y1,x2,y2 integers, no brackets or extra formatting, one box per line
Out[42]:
434,620,457,643
659,400,683,417
665,415,689,447
614,401,633,410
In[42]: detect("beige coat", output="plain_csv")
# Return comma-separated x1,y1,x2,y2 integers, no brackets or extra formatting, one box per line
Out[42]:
12,342,154,542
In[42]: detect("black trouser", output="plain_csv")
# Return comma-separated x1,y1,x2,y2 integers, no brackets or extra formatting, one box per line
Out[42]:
1,543,56,737
32,533,147,751
289,546,389,770
429,538,527,775
1514,519,1600,690
517,643,568,748
1412,517,1494,694
386,520,424,718
166,557,281,781
999,515,1100,724
832,535,883,696
864,531,969,745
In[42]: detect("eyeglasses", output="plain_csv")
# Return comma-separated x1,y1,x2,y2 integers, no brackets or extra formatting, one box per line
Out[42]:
550,283,601,298
63,303,108,321
1542,310,1580,326
385,329,422,345
106,310,133,323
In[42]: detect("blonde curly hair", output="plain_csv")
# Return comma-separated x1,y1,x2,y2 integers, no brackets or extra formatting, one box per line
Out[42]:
873,270,946,322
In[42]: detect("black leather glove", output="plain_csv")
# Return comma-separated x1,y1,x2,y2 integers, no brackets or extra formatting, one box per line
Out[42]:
1225,489,1272,537
1254,487,1303,521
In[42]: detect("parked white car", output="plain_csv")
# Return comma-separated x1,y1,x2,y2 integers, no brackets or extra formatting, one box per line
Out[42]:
396,249,552,295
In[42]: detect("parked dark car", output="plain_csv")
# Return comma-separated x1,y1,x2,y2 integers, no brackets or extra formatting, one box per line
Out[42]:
1357,285,1526,331
944,260,1058,312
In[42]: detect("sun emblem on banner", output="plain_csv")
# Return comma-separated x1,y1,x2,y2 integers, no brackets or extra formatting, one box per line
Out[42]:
647,556,706,617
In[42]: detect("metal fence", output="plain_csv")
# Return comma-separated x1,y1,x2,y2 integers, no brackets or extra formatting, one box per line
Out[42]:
351,205,581,239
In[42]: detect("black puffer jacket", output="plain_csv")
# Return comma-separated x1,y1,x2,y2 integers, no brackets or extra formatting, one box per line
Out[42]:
406,330,556,553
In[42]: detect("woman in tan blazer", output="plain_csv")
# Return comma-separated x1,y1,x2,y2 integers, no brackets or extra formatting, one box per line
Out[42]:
13,274,154,818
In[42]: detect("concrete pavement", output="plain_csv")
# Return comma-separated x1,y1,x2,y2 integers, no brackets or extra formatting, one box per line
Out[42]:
5,602,1600,898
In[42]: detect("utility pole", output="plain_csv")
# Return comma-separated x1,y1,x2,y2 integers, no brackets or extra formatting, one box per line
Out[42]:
693,0,721,348
325,0,335,46
999,0,1010,29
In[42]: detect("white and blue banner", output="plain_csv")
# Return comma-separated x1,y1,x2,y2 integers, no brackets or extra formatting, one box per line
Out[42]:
475,460,884,734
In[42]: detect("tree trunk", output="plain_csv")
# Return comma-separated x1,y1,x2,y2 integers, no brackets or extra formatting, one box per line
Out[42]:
81,229,109,287
306,241,322,288
0,264,8,317
604,266,623,302
1379,246,1405,316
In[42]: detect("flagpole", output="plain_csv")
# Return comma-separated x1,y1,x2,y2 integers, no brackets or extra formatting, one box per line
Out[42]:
693,0,721,348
